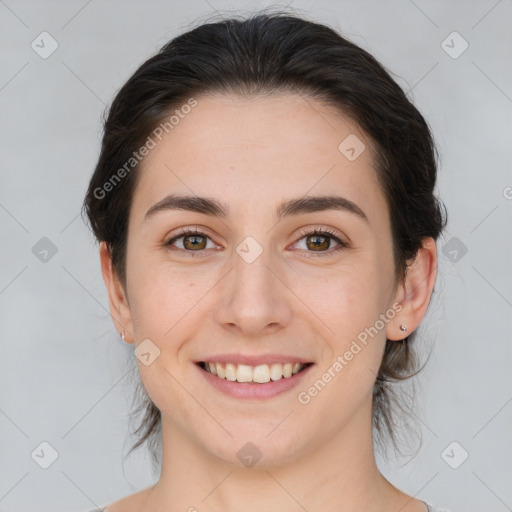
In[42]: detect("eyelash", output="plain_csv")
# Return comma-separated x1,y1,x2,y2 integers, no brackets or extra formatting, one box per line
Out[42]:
164,226,348,257
295,227,347,256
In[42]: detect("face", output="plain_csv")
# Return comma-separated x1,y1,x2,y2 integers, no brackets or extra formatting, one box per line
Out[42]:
113,93,404,466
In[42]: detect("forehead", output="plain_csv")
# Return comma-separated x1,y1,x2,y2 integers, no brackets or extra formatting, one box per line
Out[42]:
165,92,368,159
130,93,387,229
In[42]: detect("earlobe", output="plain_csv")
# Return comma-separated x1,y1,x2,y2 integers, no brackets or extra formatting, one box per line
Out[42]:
99,241,135,343
386,237,438,341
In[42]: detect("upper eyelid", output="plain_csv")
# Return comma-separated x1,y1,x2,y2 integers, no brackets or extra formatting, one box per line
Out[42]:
297,226,341,239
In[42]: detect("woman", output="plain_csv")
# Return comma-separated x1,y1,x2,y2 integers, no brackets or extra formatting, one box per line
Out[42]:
83,11,450,512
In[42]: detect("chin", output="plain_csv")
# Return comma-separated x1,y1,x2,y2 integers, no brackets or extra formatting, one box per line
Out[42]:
197,423,310,470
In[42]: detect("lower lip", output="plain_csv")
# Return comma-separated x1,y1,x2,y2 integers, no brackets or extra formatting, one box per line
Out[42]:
197,363,314,399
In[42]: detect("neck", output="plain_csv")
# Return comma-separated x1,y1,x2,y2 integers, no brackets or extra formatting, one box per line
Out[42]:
144,400,406,512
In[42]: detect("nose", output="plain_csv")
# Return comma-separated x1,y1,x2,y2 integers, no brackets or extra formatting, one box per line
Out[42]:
214,250,292,338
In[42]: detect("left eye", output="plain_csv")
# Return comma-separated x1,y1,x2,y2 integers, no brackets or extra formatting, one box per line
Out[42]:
164,228,346,255
293,228,345,255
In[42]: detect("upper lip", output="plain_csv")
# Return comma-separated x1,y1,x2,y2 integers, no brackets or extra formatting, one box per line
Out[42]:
196,354,313,366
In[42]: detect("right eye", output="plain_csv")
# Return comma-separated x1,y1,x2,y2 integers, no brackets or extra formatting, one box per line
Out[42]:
164,228,218,254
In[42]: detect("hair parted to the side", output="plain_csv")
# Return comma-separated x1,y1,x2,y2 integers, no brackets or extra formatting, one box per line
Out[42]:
82,9,447,470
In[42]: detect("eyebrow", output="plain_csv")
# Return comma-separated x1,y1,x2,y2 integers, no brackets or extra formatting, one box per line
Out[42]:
143,194,369,224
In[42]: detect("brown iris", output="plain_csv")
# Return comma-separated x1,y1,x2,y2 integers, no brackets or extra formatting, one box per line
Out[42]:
183,234,207,250
306,234,331,251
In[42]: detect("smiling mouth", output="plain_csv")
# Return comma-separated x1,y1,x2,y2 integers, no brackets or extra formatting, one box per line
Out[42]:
197,361,313,384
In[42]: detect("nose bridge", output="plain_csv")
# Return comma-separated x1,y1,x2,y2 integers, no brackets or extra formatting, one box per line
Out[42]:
234,248,275,298
214,240,291,335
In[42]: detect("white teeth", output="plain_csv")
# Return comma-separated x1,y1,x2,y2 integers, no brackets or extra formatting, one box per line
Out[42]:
216,362,225,379
225,363,237,381
270,364,283,381
236,364,253,383
253,364,271,383
203,362,307,383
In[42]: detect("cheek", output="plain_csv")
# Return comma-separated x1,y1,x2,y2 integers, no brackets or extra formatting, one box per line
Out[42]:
293,257,390,334
295,266,390,415
127,249,215,341
292,252,393,383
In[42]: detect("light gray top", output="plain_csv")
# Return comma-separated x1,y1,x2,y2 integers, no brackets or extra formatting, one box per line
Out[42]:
88,500,453,511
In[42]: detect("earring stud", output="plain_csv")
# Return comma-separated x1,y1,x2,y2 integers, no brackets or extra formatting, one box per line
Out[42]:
120,331,126,342
399,324,407,332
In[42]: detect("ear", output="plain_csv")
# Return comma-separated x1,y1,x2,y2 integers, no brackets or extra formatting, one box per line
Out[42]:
99,241,135,344
386,237,438,341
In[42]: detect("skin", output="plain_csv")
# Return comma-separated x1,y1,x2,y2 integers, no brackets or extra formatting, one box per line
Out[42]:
99,93,437,512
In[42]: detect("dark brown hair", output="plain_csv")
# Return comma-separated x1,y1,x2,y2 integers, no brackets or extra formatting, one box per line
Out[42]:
82,10,447,466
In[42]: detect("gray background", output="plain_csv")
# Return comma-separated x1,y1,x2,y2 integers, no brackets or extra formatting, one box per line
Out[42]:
1,1,511,511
